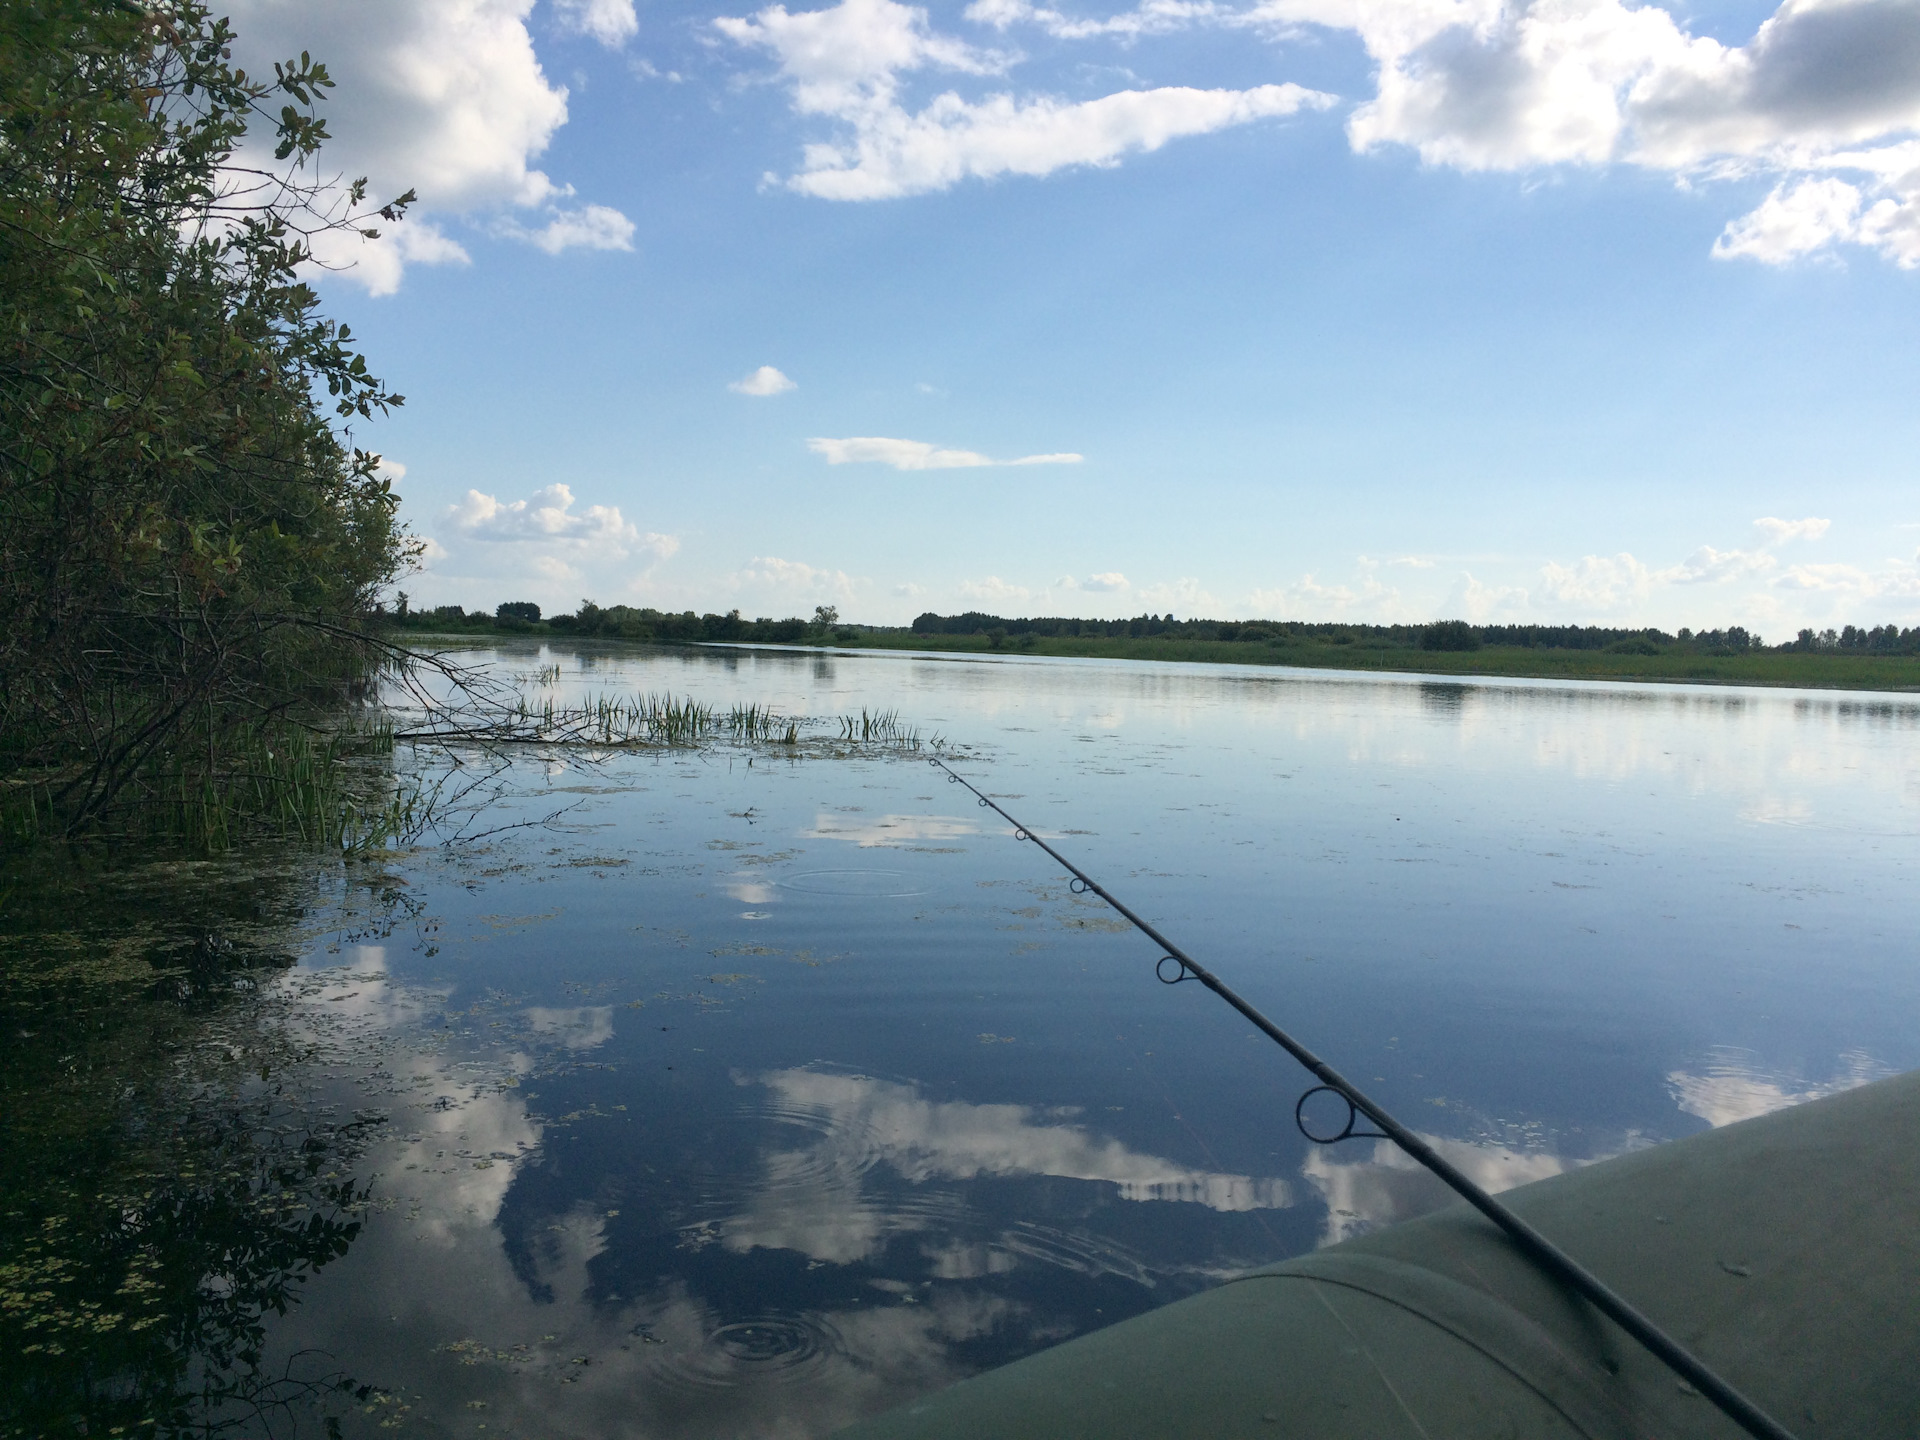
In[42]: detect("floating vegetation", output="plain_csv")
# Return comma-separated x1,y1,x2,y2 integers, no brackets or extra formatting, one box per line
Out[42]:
394,689,926,757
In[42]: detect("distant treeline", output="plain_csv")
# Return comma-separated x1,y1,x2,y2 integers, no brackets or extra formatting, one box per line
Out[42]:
385,599,846,644
910,613,1920,655
384,601,1920,658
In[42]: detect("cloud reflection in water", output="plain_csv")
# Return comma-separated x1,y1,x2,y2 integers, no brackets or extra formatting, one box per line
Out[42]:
714,1067,1291,1267
1667,1046,1886,1128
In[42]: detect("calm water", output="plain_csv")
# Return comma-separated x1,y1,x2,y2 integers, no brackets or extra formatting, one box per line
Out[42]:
18,644,1920,1438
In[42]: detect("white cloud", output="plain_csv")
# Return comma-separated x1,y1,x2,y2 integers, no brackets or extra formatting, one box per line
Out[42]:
325,217,472,298
736,555,860,601
945,0,1920,267
1080,571,1129,591
446,483,669,555
1137,576,1218,612
1446,570,1530,621
1755,515,1832,543
791,82,1334,200
702,0,1920,267
1771,559,1920,599
497,203,637,253
225,0,632,291
1662,545,1777,584
1240,0,1920,267
808,435,1083,468
717,0,1332,199
731,365,799,395
967,0,1230,40
1537,551,1655,610
552,0,639,47
1713,177,1862,263
1245,565,1402,618
957,575,1035,604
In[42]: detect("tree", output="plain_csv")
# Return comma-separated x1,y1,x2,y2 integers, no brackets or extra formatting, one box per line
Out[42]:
1420,620,1480,652
0,0,416,840
813,605,840,628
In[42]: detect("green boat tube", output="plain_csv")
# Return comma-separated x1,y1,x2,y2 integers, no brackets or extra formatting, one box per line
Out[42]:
837,1067,1920,1439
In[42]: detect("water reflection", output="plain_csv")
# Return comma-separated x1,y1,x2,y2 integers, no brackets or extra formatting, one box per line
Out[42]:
265,1053,1291,1439
802,813,982,848
18,644,1918,1439
0,855,387,1439
1303,1136,1579,1246
1666,1047,1887,1128
718,1068,1291,1269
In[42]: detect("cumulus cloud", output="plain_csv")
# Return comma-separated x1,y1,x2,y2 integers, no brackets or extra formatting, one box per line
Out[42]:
954,0,1920,265
958,575,1035,604
1537,551,1655,610
552,0,639,46
1231,0,1920,266
1245,564,1402,618
1446,571,1530,621
967,0,1230,39
731,365,799,395
1713,177,1863,263
224,0,633,291
717,0,1332,198
1663,545,1777,584
1080,571,1129,591
496,203,637,254
1137,576,1218,612
736,555,860,601
1771,557,1920,601
1530,527,1919,624
446,483,672,556
808,436,1083,468
1755,515,1832,543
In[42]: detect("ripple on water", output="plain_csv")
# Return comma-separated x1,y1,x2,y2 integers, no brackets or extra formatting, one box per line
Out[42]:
644,1313,845,1393
778,869,928,898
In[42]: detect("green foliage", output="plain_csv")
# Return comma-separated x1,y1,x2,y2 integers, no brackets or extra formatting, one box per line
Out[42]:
0,0,416,843
388,602,815,645
1420,620,1480,652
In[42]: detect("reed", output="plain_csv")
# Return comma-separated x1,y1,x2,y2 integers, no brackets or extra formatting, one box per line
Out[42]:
837,708,920,746
0,713,419,855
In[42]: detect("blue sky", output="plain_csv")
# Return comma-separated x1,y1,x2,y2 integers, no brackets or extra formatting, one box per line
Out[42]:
229,0,1920,634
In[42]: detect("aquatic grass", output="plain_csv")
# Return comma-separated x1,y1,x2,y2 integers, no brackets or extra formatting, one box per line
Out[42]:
394,685,926,757
837,708,920,747
0,715,420,856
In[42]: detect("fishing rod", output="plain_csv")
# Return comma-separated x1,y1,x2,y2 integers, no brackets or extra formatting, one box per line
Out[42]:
930,756,1799,1440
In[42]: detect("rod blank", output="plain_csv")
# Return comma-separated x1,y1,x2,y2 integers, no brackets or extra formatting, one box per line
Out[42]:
932,756,1800,1440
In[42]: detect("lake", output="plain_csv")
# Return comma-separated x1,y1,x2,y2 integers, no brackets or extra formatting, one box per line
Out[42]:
9,642,1918,1439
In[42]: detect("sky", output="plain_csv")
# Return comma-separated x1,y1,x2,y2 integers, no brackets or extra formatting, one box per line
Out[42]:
224,0,1920,635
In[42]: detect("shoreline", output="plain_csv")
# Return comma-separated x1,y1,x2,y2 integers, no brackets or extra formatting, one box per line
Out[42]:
387,628,1920,695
